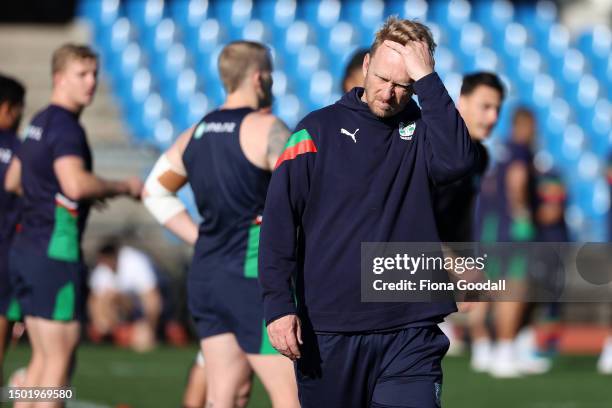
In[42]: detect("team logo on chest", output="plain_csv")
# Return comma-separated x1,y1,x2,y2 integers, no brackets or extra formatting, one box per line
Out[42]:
399,121,416,141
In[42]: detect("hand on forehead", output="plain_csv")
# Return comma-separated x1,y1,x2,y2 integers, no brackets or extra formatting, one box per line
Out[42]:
370,45,413,84
381,39,434,83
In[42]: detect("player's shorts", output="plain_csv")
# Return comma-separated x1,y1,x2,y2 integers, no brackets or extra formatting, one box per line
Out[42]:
8,246,86,322
0,241,21,321
188,275,276,355
296,325,449,408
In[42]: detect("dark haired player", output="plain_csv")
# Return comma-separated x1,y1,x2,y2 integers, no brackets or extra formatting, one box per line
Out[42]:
0,73,25,386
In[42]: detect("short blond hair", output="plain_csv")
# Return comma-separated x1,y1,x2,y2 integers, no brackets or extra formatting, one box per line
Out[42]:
52,43,98,75
218,41,271,93
370,16,436,57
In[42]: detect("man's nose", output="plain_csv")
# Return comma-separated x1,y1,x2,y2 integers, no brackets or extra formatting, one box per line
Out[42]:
380,83,394,100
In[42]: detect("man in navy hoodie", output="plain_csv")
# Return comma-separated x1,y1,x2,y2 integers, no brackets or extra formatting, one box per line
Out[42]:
259,17,477,407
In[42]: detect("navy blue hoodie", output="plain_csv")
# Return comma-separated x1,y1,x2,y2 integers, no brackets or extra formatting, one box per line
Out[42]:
259,72,476,332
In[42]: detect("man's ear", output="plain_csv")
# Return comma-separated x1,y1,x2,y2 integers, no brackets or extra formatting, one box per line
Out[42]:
362,53,370,79
252,70,262,91
0,101,9,117
457,95,467,113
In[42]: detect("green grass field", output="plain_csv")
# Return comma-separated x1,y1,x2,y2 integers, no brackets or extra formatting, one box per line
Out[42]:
3,345,611,407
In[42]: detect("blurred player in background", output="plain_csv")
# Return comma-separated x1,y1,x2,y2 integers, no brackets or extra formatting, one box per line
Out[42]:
0,73,25,385
434,72,505,357
143,40,298,408
88,238,161,352
598,153,612,374
4,44,142,406
342,48,368,93
474,107,538,378
509,153,571,373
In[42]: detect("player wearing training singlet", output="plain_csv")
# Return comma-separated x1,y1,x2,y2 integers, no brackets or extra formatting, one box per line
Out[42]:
143,41,298,408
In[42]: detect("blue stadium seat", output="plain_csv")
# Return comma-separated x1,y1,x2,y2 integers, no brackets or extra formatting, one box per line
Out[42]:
544,97,571,136
427,22,444,48
557,49,587,101
578,25,611,85
147,18,177,58
153,118,175,150
257,0,296,37
272,70,288,96
152,43,188,84
169,0,209,35
284,21,315,55
539,23,570,66
589,99,611,156
241,19,269,43
309,70,333,107
329,45,360,83
211,0,253,39
124,0,164,38
162,68,197,115
346,0,384,32
81,0,119,30
578,25,611,61
430,0,470,33
458,22,486,62
561,123,585,162
512,48,543,96
113,42,145,98
328,22,358,58
385,0,428,21
501,23,529,62
191,19,225,55
434,46,458,78
294,45,323,85
531,73,556,111
101,18,134,80
274,93,302,129
473,0,513,37
520,1,557,46
472,48,500,73
441,72,463,102
186,92,210,125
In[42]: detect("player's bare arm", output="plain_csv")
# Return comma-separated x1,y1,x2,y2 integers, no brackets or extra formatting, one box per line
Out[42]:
54,156,142,201
240,113,290,171
266,117,290,170
143,126,198,245
4,156,22,195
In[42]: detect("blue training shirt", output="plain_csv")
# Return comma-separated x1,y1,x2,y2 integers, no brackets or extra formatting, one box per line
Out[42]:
13,105,92,262
0,129,21,243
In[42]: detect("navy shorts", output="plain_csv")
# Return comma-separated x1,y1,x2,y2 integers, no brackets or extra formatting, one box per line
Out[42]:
188,276,275,355
296,324,449,408
0,241,21,320
9,246,86,322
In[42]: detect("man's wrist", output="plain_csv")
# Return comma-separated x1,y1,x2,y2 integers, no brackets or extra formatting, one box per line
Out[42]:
411,68,434,82
108,180,129,197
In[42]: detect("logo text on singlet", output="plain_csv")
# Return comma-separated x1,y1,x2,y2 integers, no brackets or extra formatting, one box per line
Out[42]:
0,148,12,164
194,122,237,139
25,125,43,141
